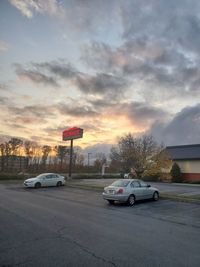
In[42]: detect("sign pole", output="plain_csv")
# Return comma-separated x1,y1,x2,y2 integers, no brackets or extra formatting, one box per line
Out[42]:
62,127,83,179
69,139,73,178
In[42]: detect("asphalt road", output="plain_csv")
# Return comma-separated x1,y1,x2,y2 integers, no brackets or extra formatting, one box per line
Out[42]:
0,183,200,267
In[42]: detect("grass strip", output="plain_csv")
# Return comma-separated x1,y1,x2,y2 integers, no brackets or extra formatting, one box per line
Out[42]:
160,193,200,203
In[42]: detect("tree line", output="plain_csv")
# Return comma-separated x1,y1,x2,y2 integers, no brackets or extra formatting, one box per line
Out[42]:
0,138,83,173
0,135,172,179
0,138,109,173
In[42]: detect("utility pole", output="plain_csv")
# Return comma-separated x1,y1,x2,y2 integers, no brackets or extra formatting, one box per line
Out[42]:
88,152,92,167
69,139,73,178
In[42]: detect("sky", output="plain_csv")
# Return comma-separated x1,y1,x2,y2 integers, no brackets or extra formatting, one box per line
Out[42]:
0,0,200,153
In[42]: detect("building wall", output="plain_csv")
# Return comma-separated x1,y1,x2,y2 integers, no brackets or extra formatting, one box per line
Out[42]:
176,160,200,181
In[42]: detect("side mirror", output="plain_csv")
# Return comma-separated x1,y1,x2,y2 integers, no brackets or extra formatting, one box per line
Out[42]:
147,184,151,188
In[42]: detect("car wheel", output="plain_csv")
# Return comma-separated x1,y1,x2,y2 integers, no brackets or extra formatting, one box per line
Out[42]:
153,191,159,201
127,194,135,206
107,200,115,205
35,182,41,189
57,181,62,187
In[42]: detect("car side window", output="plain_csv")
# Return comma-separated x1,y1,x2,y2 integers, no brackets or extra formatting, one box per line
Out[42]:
130,181,140,188
46,175,52,179
139,180,147,187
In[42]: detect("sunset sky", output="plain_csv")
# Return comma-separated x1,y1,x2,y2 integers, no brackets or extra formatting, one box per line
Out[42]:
0,0,200,153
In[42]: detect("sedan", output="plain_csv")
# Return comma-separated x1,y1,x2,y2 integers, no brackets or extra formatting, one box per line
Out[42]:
102,179,159,206
24,173,66,188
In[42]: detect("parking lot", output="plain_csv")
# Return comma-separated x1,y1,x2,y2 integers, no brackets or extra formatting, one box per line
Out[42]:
0,182,200,267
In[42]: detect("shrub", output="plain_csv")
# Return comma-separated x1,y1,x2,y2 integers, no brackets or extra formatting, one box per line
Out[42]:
142,175,160,182
0,173,26,180
170,162,183,183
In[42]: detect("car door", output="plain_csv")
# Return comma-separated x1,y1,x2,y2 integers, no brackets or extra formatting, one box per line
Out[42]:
44,174,54,186
52,174,59,186
138,180,151,199
130,180,143,200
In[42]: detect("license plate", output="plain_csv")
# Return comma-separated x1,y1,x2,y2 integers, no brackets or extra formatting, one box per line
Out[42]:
109,190,115,194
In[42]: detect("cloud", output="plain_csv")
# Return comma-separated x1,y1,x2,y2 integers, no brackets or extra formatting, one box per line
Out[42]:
9,0,65,18
14,63,59,87
149,104,200,145
74,73,128,98
82,38,200,103
14,59,129,98
0,83,9,91
9,105,55,117
14,61,80,87
0,41,9,52
124,102,169,128
57,102,98,117
33,61,80,79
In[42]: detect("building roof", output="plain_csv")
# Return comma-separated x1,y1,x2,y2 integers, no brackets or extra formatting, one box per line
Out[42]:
166,144,200,160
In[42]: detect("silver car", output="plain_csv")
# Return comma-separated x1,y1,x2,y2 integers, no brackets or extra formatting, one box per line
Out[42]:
24,173,65,188
102,179,159,206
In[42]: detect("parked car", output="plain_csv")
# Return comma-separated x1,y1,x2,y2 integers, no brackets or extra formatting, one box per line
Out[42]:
102,179,159,206
24,173,65,188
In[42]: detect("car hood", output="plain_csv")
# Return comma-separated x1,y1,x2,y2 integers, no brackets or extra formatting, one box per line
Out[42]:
25,178,38,182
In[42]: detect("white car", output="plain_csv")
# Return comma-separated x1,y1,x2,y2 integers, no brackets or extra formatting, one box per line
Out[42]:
24,173,66,188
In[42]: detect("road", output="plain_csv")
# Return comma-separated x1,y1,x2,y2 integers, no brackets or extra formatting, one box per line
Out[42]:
0,183,200,267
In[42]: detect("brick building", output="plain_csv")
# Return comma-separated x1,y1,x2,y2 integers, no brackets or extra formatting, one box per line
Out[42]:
166,144,200,182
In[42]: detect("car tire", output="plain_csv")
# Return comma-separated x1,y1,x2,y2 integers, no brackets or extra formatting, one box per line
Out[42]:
35,182,41,189
127,194,135,206
108,200,115,205
153,191,159,201
57,181,62,187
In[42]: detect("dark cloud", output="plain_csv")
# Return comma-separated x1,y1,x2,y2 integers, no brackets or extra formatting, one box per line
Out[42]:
14,63,59,87
149,104,200,145
125,102,168,128
9,105,55,118
14,61,79,87
75,73,128,98
57,102,98,117
0,83,9,91
32,61,80,79
0,97,10,105
14,60,129,99
80,0,200,100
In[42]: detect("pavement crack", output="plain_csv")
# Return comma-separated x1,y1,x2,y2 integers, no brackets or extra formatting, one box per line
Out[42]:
56,227,118,267
63,237,118,267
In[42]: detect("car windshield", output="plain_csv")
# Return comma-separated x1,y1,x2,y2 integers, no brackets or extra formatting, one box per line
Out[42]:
111,180,130,187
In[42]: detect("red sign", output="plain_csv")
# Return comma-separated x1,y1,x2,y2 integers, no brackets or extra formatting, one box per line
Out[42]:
62,127,83,141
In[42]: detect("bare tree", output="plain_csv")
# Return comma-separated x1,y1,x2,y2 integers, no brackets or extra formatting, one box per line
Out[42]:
23,141,35,171
54,145,68,170
110,134,170,177
0,143,6,171
41,145,51,170
9,138,23,156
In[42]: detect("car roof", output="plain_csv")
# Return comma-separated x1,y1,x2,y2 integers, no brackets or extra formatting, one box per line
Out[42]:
39,173,57,175
117,179,141,182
